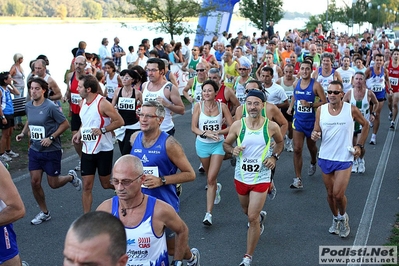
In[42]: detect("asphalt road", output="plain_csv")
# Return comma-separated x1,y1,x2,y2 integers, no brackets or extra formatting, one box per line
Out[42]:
10,105,399,266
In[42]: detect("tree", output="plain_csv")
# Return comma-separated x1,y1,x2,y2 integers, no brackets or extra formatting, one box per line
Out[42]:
121,0,215,40
56,4,67,19
83,0,102,19
239,0,284,31
6,0,25,16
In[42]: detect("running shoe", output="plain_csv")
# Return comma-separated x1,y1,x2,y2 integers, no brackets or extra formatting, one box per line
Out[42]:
369,135,376,145
268,181,277,200
389,111,393,121
176,183,182,197
74,161,81,171
357,158,365,174
214,183,222,204
0,153,12,162
339,213,350,238
290,177,303,189
308,163,316,176
351,159,358,173
260,210,267,235
198,163,205,173
6,150,19,158
187,248,200,266
21,261,29,266
369,121,374,128
328,217,340,235
390,121,395,130
285,139,293,152
239,255,252,266
69,170,82,191
203,212,212,226
31,211,51,225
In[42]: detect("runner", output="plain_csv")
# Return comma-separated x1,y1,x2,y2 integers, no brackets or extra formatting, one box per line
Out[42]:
385,49,399,129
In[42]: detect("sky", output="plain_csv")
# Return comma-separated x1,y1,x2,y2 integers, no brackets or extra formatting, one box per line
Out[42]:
282,0,346,15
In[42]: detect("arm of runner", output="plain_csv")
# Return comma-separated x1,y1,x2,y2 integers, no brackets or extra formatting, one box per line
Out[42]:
163,84,185,115
96,99,125,134
224,86,240,116
111,87,122,108
191,103,202,136
183,79,194,103
0,164,25,226
314,81,327,107
342,90,351,103
223,120,245,156
334,71,343,83
268,103,288,137
311,107,322,141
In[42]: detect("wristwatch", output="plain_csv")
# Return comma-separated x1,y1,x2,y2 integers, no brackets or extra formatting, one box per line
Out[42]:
355,144,364,149
100,127,107,134
0,116,5,120
272,153,280,160
160,176,166,186
49,136,55,141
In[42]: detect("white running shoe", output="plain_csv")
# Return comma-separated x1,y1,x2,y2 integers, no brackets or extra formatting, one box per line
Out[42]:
74,161,81,171
239,256,252,266
268,181,277,200
351,159,358,173
203,212,212,226
369,134,376,145
290,177,303,189
339,213,350,238
187,248,200,266
328,217,340,235
69,170,82,191
6,150,19,158
214,183,222,204
0,153,12,162
31,211,51,225
308,163,316,176
357,158,365,174
260,210,267,235
286,139,293,152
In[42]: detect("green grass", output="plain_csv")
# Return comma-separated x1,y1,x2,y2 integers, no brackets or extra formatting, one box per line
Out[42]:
384,213,399,265
6,101,73,173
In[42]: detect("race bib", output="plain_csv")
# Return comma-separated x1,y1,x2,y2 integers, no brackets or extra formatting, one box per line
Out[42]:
297,100,312,113
240,157,261,173
202,123,220,131
118,97,136,111
141,166,159,188
342,77,351,84
194,90,202,102
29,125,45,140
71,93,82,105
389,77,398,86
106,85,115,95
371,85,383,92
81,127,98,142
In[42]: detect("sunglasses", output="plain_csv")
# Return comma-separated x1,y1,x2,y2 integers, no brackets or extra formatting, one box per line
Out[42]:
196,69,206,72
327,90,342,95
239,68,248,71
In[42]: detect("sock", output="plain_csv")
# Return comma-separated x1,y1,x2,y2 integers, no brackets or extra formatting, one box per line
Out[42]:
333,215,338,220
244,254,252,260
372,133,376,138
337,213,345,220
6,150,10,153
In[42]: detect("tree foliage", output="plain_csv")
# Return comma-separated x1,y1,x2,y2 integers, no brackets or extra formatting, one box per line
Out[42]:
83,0,103,19
239,0,284,31
121,0,215,40
56,4,67,20
6,0,24,16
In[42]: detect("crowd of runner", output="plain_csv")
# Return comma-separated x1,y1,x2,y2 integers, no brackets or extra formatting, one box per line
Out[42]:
1,23,399,266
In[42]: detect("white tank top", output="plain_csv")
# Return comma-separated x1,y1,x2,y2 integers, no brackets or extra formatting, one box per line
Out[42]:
319,102,354,162
235,118,272,184
80,94,114,154
105,73,119,99
272,65,279,82
279,76,296,101
234,76,252,105
142,82,174,132
197,101,223,143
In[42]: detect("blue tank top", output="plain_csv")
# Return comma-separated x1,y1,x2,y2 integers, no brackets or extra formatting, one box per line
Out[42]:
0,86,14,115
293,78,316,121
131,131,179,212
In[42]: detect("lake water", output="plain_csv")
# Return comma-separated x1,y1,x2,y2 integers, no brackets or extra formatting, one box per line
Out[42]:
0,18,367,95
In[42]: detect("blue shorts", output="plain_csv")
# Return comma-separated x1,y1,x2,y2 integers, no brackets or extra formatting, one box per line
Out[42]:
293,118,315,138
0,224,19,264
195,139,225,158
373,90,386,101
28,149,62,176
318,158,352,174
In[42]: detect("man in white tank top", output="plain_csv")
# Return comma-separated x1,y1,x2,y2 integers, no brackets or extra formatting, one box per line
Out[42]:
311,81,369,238
142,58,185,136
33,59,62,101
72,75,124,213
